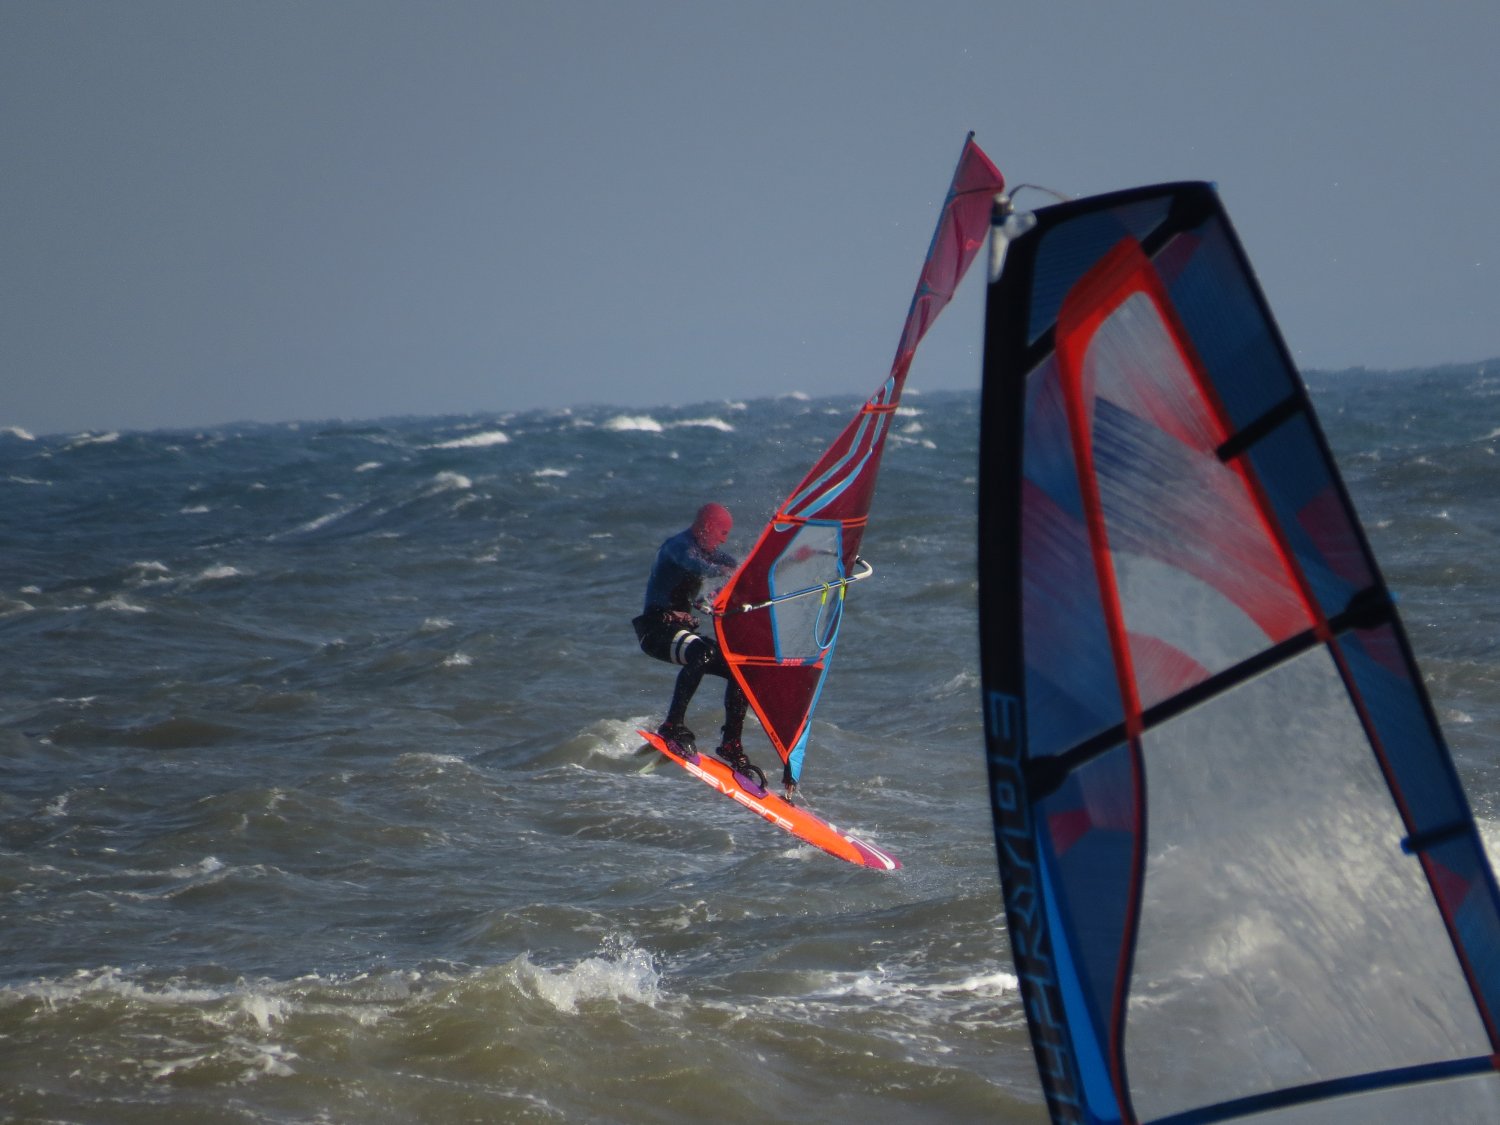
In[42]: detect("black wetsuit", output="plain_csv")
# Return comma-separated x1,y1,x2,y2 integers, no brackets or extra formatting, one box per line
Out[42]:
633,528,747,744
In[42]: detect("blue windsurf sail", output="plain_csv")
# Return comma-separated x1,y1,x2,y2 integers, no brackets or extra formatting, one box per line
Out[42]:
978,182,1500,1123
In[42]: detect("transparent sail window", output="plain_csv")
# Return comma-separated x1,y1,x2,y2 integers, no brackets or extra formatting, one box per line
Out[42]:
769,522,845,663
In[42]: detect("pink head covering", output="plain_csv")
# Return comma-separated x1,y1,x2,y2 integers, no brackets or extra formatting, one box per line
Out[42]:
691,502,732,549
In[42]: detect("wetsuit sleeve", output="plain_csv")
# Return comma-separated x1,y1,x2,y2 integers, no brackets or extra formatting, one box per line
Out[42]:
665,536,734,577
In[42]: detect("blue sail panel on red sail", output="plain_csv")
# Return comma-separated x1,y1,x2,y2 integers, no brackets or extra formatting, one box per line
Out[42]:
979,182,1500,1123
715,135,1005,784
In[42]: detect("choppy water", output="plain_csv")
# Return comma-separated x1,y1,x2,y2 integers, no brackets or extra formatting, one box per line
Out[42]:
2,364,1497,1123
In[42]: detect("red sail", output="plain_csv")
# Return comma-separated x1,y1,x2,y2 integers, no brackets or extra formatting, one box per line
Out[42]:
713,136,1004,785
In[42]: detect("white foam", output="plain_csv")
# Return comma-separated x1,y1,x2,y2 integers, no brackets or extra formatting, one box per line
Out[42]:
14,966,223,1010
585,717,659,761
442,652,472,667
602,414,663,433
396,752,467,769
429,470,472,491
892,434,938,449
179,504,211,515
354,461,382,473
284,505,354,536
110,856,233,893
923,670,981,699
533,467,569,478
431,430,510,449
9,968,303,1082
195,565,243,582
237,990,290,1032
806,965,1020,1010
3,425,36,441
170,856,226,879
420,617,453,632
95,595,147,613
670,417,735,433
66,431,121,449
511,943,661,1013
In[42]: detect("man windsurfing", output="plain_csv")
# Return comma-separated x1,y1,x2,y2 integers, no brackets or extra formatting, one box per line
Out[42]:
634,503,766,786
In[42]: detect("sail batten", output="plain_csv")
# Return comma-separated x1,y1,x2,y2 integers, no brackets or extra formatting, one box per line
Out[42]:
714,135,1004,786
979,180,1500,1122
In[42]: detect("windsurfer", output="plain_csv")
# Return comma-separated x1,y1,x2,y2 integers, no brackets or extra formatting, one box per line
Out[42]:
634,503,766,786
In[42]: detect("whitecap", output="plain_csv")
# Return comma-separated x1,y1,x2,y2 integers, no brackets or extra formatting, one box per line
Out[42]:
169,856,226,879
3,425,36,441
802,964,1021,1011
582,717,661,761
429,470,472,491
237,991,290,1034
430,430,510,450
66,431,121,449
533,468,569,478
892,434,937,449
95,595,147,613
511,942,660,1013
442,652,472,667
283,505,355,536
420,617,454,632
395,752,467,770
10,966,223,1010
195,565,243,582
5,967,302,1082
669,417,735,433
354,461,382,473
602,415,663,433
179,504,211,515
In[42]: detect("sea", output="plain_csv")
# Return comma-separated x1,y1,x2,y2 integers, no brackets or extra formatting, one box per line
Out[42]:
2,362,1498,1124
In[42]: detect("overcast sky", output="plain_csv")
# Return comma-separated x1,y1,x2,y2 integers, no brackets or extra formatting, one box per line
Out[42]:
4,2,1497,436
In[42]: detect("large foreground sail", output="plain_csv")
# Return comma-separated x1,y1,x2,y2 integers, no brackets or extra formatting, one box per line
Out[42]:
978,183,1500,1122
714,134,1004,788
